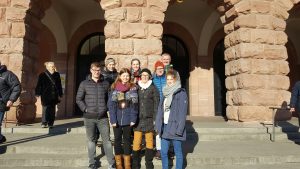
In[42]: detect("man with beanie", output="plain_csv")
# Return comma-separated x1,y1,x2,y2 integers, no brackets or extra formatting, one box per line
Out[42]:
102,58,118,85
152,61,166,159
0,61,21,144
76,62,115,169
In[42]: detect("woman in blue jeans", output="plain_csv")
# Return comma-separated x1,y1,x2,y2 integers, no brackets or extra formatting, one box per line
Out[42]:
155,70,188,169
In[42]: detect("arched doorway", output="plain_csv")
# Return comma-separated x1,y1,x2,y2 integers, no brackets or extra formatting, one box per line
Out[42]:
162,34,189,89
213,39,226,117
75,32,106,115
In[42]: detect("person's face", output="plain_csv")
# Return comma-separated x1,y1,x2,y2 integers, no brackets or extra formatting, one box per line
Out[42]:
155,66,164,76
166,75,175,86
131,60,140,72
161,55,171,66
140,72,150,84
46,63,55,74
120,72,130,84
90,66,101,79
106,62,115,71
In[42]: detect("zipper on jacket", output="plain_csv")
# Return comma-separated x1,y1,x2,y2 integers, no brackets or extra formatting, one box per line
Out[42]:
121,109,124,126
96,82,99,117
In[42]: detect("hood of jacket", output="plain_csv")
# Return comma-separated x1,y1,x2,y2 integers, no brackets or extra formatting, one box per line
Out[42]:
0,65,7,74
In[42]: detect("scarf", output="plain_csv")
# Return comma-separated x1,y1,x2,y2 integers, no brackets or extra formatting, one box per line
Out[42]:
115,81,130,92
162,80,181,112
138,80,152,90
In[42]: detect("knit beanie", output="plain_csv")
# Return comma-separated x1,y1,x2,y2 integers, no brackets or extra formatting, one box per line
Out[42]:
140,68,152,78
154,61,164,70
105,58,115,66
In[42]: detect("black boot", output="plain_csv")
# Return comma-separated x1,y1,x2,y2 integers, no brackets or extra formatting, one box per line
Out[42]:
145,149,154,169
132,150,141,169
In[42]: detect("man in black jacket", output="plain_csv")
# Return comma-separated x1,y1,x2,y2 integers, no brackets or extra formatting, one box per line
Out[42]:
0,61,21,144
35,62,63,128
76,62,115,169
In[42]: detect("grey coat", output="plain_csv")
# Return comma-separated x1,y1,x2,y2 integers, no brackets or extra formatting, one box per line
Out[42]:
134,83,160,132
0,65,21,112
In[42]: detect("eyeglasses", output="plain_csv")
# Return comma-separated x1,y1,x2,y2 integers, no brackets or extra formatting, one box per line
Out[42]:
156,68,164,70
141,74,149,77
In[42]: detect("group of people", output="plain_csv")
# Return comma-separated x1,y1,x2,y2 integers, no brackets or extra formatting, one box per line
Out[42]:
76,53,188,169
1,52,299,169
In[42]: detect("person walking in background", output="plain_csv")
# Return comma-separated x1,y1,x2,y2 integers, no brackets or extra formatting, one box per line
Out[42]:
0,61,21,144
108,68,138,169
102,58,118,85
35,62,63,128
152,61,166,159
132,68,159,169
155,70,188,169
130,58,141,84
76,62,115,169
290,81,300,126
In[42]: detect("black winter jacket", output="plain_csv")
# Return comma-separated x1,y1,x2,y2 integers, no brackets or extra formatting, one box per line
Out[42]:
76,75,110,119
0,65,21,111
101,68,118,85
35,71,63,106
135,83,159,132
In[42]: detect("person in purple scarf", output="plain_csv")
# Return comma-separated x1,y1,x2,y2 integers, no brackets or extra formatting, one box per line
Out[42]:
108,68,138,169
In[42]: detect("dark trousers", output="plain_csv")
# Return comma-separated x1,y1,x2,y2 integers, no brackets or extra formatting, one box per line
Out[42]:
113,125,132,155
0,111,5,139
42,104,56,126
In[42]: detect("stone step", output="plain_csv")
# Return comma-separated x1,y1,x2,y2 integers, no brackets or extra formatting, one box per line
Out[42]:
3,127,272,142
1,152,300,167
2,163,300,169
3,126,268,134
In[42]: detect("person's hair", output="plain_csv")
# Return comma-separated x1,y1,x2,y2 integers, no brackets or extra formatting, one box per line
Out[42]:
111,68,135,89
161,53,171,59
166,70,177,80
44,61,55,67
131,58,141,66
90,62,102,69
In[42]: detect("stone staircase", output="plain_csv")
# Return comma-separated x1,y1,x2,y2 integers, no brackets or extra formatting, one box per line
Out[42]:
1,117,300,169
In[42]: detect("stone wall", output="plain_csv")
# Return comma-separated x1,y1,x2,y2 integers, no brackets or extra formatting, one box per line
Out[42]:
0,0,50,123
223,0,300,122
99,0,169,72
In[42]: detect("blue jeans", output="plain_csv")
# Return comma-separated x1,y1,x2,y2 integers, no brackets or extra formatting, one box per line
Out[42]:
0,111,5,139
84,118,115,166
161,138,183,169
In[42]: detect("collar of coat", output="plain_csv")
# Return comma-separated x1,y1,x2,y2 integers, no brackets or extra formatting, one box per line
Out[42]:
138,80,152,90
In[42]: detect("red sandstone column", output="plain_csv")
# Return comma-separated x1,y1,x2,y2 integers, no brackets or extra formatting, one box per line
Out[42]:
99,0,169,72
223,0,299,122
0,0,50,123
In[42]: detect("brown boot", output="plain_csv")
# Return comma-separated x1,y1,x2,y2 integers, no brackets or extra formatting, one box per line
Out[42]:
123,155,131,169
115,155,123,169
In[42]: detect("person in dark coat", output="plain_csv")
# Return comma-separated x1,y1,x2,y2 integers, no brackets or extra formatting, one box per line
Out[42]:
0,61,21,144
290,81,300,126
35,62,63,128
108,68,138,169
76,62,115,169
155,70,188,169
102,58,118,85
132,68,159,169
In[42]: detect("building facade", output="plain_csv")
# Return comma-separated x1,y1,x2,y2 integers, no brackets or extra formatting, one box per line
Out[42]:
1,0,300,123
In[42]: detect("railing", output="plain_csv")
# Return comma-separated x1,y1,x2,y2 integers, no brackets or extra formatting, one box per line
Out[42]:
269,107,290,142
